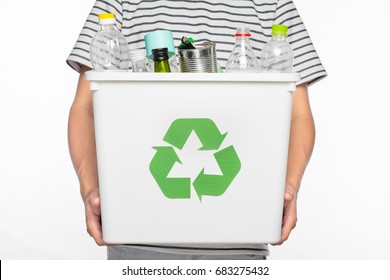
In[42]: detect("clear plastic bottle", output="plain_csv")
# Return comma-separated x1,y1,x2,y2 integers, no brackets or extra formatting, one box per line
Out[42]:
129,49,147,72
225,27,260,73
260,25,294,73
90,13,130,71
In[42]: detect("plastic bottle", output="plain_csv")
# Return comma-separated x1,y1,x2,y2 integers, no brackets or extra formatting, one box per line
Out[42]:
129,49,147,72
225,27,260,73
90,13,130,71
152,48,171,72
260,25,294,73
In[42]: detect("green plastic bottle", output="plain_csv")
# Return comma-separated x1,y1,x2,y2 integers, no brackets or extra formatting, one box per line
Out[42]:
152,48,171,72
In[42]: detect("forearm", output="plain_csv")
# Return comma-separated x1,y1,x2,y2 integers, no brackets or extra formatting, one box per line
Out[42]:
285,84,315,193
68,69,99,202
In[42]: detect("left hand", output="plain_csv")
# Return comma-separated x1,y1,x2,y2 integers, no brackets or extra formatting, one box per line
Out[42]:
272,183,298,246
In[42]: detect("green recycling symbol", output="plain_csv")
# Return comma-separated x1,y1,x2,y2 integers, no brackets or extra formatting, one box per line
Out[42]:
149,118,241,201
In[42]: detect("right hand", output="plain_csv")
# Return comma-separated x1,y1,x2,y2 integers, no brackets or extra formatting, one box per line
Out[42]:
84,191,110,246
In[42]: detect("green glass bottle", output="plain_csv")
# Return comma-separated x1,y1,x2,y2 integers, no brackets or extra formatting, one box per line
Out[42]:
152,48,171,72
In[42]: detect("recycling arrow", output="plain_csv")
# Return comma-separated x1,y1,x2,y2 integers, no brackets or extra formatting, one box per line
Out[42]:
149,146,191,199
192,145,241,201
163,118,227,150
149,118,241,201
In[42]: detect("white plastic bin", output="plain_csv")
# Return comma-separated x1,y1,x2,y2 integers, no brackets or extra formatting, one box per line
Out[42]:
85,72,300,244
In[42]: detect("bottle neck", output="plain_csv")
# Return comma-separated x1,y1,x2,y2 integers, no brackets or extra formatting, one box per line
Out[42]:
101,24,116,31
235,36,251,43
235,36,254,52
272,35,287,42
154,59,171,72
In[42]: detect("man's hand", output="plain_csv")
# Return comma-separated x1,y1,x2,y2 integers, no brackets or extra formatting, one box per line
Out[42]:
271,83,314,246
69,66,113,246
84,191,110,246
273,184,298,246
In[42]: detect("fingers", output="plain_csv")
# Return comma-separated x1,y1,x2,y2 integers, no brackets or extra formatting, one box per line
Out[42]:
279,204,297,245
272,187,298,246
85,193,109,246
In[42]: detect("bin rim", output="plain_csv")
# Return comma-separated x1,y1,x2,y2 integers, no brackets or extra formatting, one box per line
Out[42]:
85,71,300,83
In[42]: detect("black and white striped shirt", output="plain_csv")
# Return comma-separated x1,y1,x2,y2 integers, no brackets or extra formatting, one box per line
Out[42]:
67,0,327,85
67,0,326,256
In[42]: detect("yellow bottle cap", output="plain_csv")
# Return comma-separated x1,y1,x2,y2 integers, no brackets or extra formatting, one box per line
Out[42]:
98,13,115,20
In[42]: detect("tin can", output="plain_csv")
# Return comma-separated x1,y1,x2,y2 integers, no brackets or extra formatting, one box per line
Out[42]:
178,41,218,73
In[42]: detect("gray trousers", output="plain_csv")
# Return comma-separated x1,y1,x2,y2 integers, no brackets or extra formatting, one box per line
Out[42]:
107,246,267,260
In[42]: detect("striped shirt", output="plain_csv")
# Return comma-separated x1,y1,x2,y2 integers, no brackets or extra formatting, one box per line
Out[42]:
67,0,326,257
67,0,327,85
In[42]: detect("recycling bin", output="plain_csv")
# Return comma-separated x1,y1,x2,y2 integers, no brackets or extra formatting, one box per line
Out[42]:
85,71,300,244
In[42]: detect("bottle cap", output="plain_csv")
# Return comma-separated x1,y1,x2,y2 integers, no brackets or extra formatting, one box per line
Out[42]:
152,48,169,61
144,30,175,59
235,27,251,37
272,25,288,37
98,13,116,25
129,49,146,62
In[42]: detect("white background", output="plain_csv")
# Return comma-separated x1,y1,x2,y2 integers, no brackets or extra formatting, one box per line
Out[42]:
0,0,389,260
